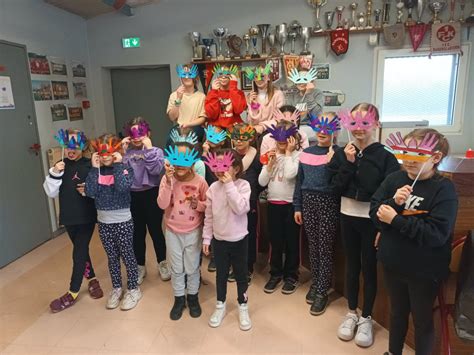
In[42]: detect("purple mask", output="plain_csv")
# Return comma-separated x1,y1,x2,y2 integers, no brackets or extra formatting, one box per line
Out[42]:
124,122,150,139
267,123,298,142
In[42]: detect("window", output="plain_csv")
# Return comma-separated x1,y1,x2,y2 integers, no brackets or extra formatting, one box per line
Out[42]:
373,45,470,133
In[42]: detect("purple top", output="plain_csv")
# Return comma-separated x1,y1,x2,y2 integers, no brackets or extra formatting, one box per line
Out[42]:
123,147,164,191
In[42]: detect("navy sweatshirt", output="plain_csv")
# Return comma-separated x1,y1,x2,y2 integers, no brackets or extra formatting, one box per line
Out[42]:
293,145,339,212
370,170,458,280
85,163,134,211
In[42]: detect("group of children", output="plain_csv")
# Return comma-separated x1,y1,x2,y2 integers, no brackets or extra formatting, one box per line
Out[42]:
42,63,458,355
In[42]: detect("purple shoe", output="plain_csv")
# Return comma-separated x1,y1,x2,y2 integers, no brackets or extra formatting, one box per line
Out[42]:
50,292,76,313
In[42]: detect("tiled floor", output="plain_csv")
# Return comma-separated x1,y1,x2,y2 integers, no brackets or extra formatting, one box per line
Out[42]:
0,231,415,354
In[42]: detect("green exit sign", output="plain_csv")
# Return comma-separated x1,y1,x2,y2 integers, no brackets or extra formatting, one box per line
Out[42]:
122,37,141,48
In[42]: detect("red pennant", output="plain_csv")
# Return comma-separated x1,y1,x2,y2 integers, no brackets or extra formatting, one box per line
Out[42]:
330,29,349,56
409,24,429,51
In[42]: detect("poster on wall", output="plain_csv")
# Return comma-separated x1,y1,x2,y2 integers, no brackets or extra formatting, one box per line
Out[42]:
313,63,330,80
68,106,84,121
51,104,67,121
51,81,69,100
323,90,346,107
73,82,87,99
72,61,86,78
31,80,52,101
0,76,15,109
28,53,50,75
49,57,68,75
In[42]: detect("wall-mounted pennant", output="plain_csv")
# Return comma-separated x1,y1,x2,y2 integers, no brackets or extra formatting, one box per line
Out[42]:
330,29,349,56
430,22,462,55
383,24,406,47
408,23,430,51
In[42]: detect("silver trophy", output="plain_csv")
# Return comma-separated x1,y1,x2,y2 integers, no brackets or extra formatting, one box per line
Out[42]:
383,0,391,25
358,12,366,28
374,8,383,27
201,38,215,60
213,27,228,60
257,24,271,57
300,27,312,54
448,0,456,21
189,32,201,60
396,0,405,23
243,33,251,58
307,0,328,33
276,23,288,55
288,20,302,54
249,26,260,58
325,11,336,30
268,32,277,56
350,3,359,29
417,0,427,22
404,0,417,25
458,0,466,22
336,6,345,27
429,0,447,23
366,0,373,27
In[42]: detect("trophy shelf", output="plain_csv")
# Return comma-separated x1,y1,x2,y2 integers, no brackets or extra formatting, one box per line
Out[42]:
191,56,280,65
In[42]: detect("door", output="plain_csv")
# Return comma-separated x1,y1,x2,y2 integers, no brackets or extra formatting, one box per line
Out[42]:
111,66,173,148
0,41,52,267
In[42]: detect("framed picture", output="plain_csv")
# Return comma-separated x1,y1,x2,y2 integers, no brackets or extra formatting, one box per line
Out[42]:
51,81,69,100
51,104,67,121
72,61,86,78
49,57,67,76
28,53,50,75
323,90,346,107
32,80,53,101
68,106,84,121
313,63,330,80
73,82,87,99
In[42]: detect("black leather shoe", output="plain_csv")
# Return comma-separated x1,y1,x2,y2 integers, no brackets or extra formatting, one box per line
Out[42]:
263,276,283,293
170,296,186,320
186,293,202,318
310,293,329,316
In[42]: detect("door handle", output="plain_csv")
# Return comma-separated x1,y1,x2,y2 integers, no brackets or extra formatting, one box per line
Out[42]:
29,143,41,156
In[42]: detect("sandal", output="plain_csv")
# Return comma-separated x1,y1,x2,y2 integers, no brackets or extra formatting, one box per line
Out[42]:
50,292,76,313
88,279,104,299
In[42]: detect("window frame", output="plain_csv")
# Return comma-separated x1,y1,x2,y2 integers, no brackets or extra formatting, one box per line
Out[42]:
372,43,471,134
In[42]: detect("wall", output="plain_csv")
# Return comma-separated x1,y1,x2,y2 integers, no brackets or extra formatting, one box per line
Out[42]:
0,0,96,230
86,0,474,154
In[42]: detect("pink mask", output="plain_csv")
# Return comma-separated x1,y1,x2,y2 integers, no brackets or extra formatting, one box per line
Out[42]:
204,151,235,173
339,107,378,131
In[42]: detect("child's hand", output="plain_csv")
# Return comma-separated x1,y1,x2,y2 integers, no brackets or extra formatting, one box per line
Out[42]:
142,137,153,149
176,85,186,100
76,183,85,196
248,91,258,102
121,137,131,151
211,79,221,91
164,161,174,183
294,212,302,225
393,185,412,206
219,172,233,184
286,136,296,154
91,153,100,168
189,195,198,209
377,204,397,224
53,161,65,174
202,141,210,155
113,152,123,163
326,145,335,161
344,142,356,163
267,149,277,172
203,244,210,256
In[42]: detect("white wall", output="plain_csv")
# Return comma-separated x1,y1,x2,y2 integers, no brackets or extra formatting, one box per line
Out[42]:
86,0,474,154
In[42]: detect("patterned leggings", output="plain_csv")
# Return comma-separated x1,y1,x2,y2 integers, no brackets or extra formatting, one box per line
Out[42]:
98,220,138,290
302,191,339,295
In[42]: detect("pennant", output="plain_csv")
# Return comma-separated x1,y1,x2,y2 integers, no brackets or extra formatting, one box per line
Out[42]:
430,22,462,55
408,23,430,51
330,29,349,56
383,24,406,47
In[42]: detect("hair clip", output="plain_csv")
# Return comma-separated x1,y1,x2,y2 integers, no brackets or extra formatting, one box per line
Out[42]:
230,125,256,141
176,64,198,79
243,63,272,81
287,67,318,84
338,107,378,131
203,151,234,173
272,108,300,123
123,121,150,139
205,125,227,144
164,146,199,167
309,114,341,135
385,131,439,162
267,123,298,142
169,129,198,145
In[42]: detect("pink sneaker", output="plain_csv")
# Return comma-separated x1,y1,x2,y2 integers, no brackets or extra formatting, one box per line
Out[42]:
50,292,76,313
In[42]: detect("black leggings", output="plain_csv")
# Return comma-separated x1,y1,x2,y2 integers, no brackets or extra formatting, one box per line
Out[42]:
214,237,248,304
65,223,96,293
247,199,258,273
384,266,439,355
131,186,166,265
340,214,377,317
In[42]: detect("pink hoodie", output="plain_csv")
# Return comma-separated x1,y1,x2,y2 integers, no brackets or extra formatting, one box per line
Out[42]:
246,89,285,129
202,179,251,245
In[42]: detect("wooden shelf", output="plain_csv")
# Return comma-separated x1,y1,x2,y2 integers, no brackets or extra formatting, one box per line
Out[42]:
191,56,280,64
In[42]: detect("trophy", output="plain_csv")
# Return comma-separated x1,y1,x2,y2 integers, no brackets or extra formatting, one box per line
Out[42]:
213,27,228,60
366,0,373,27
417,0,427,22
228,35,242,59
224,34,232,60
448,0,456,21
374,8,383,27
276,23,288,55
383,0,391,25
300,26,312,54
458,0,466,22
243,33,251,58
429,0,447,23
201,38,215,60
404,0,417,25
257,24,270,57
358,12,366,28
268,32,277,56
307,0,328,33
325,11,336,30
288,20,302,54
189,32,201,60
249,26,260,58
336,6,345,27
396,0,405,23
350,3,359,29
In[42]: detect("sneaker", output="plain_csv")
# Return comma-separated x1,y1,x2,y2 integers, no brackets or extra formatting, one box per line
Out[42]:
263,276,283,293
310,293,329,316
106,288,123,309
50,292,76,313
305,284,318,304
281,278,299,294
355,316,374,347
187,293,201,318
228,270,236,282
238,303,252,331
337,312,359,341
209,301,226,328
88,279,104,299
120,288,142,311
137,265,146,285
170,295,186,320
207,258,216,272
158,260,171,281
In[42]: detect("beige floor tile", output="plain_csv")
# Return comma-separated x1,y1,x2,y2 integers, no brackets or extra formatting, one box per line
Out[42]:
102,319,163,352
0,343,53,354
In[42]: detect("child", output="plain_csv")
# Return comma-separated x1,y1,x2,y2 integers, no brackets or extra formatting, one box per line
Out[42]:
327,103,400,347
230,123,263,282
370,129,458,355
169,125,206,178
258,121,301,294
43,129,103,312
85,134,141,311
122,117,169,285
202,149,252,331
157,143,208,320
293,113,341,315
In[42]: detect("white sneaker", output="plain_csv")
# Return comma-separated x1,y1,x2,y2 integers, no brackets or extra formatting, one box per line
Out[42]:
238,303,252,331
120,288,142,311
209,301,226,328
158,260,171,281
355,316,374,347
337,312,359,341
106,288,123,309
137,265,146,285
